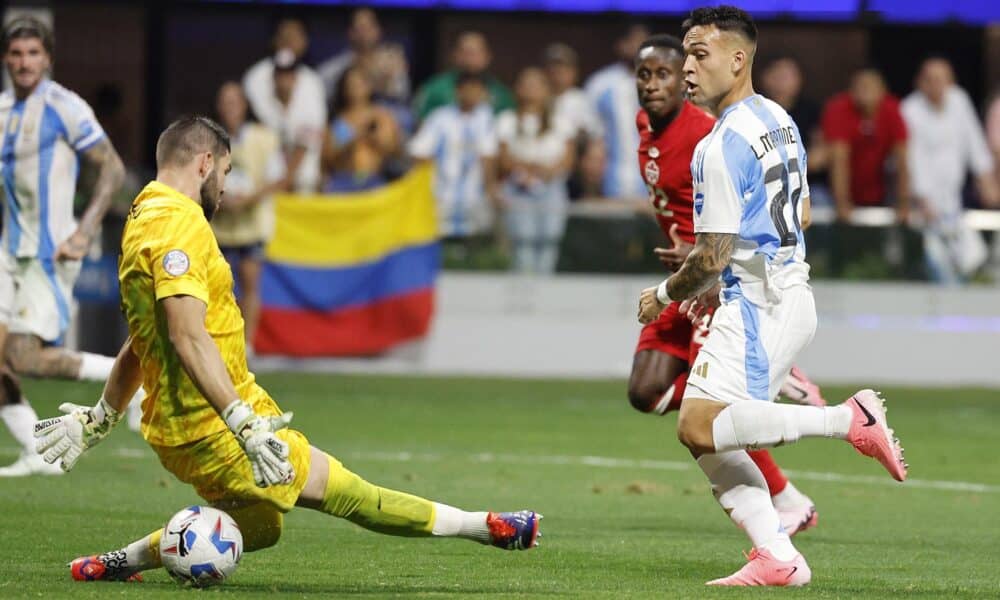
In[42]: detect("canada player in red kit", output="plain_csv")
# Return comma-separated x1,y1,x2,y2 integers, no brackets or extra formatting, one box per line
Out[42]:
627,34,819,535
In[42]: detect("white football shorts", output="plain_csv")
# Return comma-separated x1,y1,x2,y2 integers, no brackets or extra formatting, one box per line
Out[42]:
684,284,816,405
0,250,81,343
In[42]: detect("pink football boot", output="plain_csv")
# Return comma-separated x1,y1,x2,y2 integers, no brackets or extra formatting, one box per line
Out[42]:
780,366,826,407
843,389,907,481
706,548,811,587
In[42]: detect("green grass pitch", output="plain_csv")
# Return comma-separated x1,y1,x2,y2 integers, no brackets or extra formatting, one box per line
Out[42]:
1,374,998,598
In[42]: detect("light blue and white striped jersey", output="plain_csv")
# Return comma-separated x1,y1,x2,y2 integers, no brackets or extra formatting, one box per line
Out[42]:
584,63,645,199
692,94,810,307
408,103,498,237
0,79,105,259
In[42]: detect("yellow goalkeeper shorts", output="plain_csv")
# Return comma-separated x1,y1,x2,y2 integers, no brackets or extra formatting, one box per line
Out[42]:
152,427,312,513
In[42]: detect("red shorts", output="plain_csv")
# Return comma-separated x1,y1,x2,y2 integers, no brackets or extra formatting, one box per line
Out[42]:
635,301,711,364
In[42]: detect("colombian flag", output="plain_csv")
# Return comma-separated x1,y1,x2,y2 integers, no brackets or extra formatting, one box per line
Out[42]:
255,164,439,356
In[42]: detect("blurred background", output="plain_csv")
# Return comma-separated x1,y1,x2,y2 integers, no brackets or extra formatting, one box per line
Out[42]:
14,0,1000,387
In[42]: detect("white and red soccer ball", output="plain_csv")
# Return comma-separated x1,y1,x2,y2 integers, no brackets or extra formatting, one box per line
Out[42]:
159,505,243,587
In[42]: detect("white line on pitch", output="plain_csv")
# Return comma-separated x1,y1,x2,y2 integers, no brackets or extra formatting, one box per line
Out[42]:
2,445,993,495
346,450,1000,495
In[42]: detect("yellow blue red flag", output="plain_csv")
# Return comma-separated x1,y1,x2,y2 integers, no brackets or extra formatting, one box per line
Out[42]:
255,164,439,356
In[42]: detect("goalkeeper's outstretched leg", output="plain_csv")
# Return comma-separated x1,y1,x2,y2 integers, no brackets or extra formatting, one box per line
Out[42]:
68,446,540,582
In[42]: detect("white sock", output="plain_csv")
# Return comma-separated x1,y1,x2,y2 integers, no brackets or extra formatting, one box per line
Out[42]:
119,534,160,573
77,353,116,382
430,503,490,543
651,387,674,415
712,402,853,453
771,481,810,512
0,401,39,453
698,451,798,561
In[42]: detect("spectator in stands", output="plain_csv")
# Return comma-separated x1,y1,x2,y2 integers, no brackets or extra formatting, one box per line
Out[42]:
987,90,1000,189
212,81,285,349
545,43,603,202
573,141,607,200
497,67,575,274
243,21,327,192
584,24,649,200
902,57,999,284
317,8,410,106
412,31,514,122
545,43,602,146
321,65,402,192
761,57,830,204
821,68,910,223
408,72,499,245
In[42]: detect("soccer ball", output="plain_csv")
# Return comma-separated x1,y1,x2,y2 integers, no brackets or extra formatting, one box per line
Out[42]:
159,506,243,587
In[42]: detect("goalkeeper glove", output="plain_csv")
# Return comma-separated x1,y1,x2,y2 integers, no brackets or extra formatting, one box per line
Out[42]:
34,397,122,472
222,400,295,488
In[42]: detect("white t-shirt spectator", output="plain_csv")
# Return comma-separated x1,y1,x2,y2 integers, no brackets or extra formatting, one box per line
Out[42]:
553,88,602,141
243,59,327,193
584,63,645,199
902,85,994,216
495,110,573,169
409,104,497,237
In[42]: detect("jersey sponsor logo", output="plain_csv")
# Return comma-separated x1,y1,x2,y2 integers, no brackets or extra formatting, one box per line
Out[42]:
693,192,704,216
693,362,709,379
644,159,660,185
163,250,190,277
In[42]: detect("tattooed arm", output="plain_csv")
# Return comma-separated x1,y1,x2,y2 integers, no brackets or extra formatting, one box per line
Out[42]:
665,232,736,301
638,232,736,325
55,137,125,261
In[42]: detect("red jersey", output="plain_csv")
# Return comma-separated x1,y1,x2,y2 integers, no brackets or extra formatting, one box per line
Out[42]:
821,92,908,206
636,101,716,244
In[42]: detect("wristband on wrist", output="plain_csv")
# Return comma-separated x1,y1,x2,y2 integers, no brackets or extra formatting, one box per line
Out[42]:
222,400,253,434
656,279,674,305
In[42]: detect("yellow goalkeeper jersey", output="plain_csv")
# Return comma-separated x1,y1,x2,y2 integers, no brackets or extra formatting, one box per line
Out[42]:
120,180,278,447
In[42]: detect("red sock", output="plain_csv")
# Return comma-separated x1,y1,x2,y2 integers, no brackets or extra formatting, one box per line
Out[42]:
748,449,788,496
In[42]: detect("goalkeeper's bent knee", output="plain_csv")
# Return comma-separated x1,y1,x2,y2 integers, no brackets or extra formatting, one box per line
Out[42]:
319,454,435,537
223,503,283,551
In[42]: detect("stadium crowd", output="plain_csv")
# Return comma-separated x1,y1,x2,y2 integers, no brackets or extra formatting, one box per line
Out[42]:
205,8,1000,285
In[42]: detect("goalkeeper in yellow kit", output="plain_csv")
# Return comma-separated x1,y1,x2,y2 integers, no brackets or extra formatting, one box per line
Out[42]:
32,116,540,583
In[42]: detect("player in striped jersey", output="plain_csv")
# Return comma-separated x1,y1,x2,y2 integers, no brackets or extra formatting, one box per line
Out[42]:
637,7,906,586
628,33,820,539
0,17,142,477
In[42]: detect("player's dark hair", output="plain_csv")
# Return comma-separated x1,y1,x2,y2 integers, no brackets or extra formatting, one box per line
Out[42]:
682,5,757,44
156,116,231,170
636,34,685,62
2,16,54,55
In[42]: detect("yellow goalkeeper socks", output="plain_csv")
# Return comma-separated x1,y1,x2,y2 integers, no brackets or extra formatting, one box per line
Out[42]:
319,454,435,536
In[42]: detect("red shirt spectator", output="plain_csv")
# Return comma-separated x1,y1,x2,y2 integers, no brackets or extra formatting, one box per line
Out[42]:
822,89,907,207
